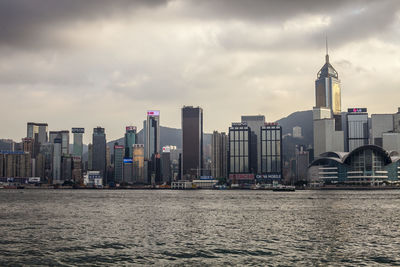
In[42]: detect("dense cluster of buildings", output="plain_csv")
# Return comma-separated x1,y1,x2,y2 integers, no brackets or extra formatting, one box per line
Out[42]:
309,50,400,186
1,49,400,188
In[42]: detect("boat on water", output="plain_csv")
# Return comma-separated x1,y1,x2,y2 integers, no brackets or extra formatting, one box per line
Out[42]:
272,185,295,192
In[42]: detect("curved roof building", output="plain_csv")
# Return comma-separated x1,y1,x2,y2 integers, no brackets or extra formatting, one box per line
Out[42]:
308,145,400,185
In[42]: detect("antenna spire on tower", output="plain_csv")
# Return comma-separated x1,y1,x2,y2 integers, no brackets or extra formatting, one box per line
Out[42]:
325,34,329,63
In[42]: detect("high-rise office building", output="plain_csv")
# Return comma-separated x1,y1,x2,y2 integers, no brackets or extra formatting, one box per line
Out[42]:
315,48,342,130
145,110,160,160
27,122,48,144
345,108,369,152
0,151,31,178
92,127,107,184
72,128,84,158
313,107,344,157
133,144,145,184
52,138,62,184
211,131,228,179
228,122,252,180
114,144,124,183
161,150,171,184
88,144,93,170
124,126,137,159
182,106,203,180
61,155,72,182
260,123,283,183
241,115,265,174
123,158,134,184
371,114,394,147
49,130,70,155
72,156,82,184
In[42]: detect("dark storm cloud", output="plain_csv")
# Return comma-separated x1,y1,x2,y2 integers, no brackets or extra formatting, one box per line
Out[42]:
0,0,167,48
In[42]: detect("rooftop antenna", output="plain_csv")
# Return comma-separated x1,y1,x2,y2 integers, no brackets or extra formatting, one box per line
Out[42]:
325,34,329,63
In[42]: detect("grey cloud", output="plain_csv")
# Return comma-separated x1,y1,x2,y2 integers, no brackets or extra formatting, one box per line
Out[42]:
0,0,168,49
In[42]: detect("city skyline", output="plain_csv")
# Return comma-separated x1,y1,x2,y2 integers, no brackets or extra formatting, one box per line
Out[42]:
1,1,400,143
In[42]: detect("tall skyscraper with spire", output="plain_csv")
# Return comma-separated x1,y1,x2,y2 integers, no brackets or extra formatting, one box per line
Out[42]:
313,42,344,157
315,41,342,130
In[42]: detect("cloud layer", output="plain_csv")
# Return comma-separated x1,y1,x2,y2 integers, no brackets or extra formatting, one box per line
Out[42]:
1,0,400,143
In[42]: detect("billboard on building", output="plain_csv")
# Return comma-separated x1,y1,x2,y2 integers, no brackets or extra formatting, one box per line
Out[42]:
126,126,137,131
147,110,160,116
72,128,85,133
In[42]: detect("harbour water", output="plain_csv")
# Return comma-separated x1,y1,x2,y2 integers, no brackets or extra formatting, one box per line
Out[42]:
1,190,400,266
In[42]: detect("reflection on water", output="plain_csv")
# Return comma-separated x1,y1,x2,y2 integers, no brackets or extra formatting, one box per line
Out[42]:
1,190,400,266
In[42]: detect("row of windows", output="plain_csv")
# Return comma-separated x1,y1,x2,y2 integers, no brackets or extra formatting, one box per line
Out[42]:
261,129,281,141
261,140,281,157
230,141,249,157
229,129,249,142
229,156,249,173
261,156,281,173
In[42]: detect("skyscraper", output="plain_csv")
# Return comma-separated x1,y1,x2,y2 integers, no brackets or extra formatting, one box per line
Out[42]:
49,130,70,155
241,115,265,173
114,144,124,183
27,122,48,144
260,123,283,184
124,126,137,159
211,131,228,179
145,111,160,160
345,108,369,152
182,106,203,180
72,128,85,158
315,47,342,130
52,138,62,184
228,122,254,184
92,127,106,184
133,144,145,184
313,48,344,157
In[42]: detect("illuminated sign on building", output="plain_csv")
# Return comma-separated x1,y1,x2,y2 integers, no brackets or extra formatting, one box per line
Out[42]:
348,108,367,113
147,110,160,116
72,128,85,133
114,145,124,149
231,122,248,127
265,122,278,126
123,159,133,163
126,126,137,131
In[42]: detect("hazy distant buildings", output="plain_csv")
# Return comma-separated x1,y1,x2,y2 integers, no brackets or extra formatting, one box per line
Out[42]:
92,127,106,184
182,106,203,180
371,114,394,147
27,122,48,144
72,128,84,158
292,126,302,138
49,130,70,155
211,131,228,179
0,151,31,178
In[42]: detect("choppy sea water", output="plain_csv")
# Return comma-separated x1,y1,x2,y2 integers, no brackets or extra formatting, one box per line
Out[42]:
1,190,400,266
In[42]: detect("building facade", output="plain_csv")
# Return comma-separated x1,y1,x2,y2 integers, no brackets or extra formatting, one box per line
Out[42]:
181,106,203,180
124,126,137,159
72,128,84,158
92,127,107,184
27,122,48,145
114,144,124,183
145,111,160,160
259,123,283,183
345,108,369,152
211,131,228,179
241,115,265,173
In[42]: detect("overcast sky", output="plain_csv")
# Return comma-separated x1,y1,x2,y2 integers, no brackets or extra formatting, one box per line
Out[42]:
1,0,400,144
